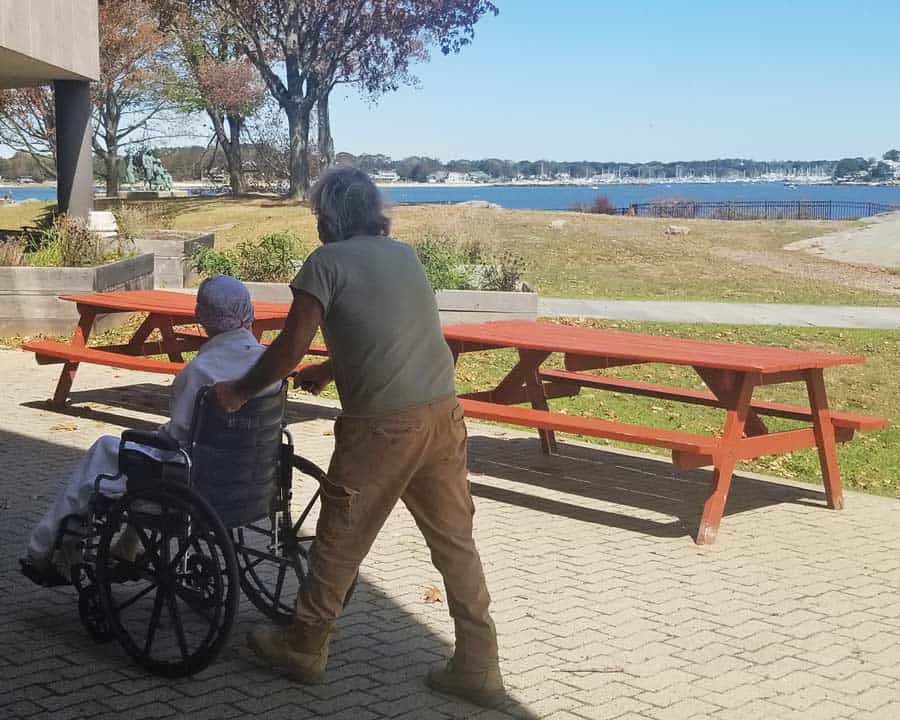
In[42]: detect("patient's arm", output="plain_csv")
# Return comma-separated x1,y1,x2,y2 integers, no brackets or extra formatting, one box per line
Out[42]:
158,367,193,443
217,290,323,411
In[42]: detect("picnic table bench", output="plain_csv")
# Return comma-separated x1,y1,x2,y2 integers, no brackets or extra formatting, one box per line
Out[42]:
444,320,887,544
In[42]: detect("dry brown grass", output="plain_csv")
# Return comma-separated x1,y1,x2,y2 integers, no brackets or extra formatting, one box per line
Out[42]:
3,198,896,305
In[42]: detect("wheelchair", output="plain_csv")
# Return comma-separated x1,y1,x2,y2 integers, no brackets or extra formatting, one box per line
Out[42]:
21,383,347,678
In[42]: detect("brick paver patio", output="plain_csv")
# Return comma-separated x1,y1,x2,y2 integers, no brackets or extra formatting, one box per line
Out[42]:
2,347,899,719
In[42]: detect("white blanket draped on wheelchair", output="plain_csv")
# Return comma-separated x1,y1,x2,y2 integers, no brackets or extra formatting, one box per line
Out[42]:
27,436,184,560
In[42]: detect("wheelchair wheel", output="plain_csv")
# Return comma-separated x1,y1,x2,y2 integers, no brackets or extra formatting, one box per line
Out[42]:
95,478,239,678
234,455,355,624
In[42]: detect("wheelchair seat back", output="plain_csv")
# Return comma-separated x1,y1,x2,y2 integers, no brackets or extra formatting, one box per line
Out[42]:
188,384,286,528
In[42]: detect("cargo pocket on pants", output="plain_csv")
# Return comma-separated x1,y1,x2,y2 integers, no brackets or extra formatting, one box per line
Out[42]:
319,474,358,531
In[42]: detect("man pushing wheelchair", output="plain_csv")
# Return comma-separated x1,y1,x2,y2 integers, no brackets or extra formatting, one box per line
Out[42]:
24,167,504,708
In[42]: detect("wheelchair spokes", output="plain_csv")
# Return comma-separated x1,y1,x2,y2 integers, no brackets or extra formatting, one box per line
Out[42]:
232,464,323,624
232,516,308,624
96,479,239,678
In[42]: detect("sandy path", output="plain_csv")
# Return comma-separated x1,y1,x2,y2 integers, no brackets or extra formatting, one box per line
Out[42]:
712,244,900,297
783,211,900,270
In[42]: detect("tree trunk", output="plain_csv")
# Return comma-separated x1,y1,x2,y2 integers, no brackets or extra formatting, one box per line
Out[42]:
224,115,245,195
103,100,120,197
286,105,312,201
316,90,334,169
105,151,120,197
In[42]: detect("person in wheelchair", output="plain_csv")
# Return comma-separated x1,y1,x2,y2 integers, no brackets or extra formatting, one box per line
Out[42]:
215,167,504,708
23,274,276,584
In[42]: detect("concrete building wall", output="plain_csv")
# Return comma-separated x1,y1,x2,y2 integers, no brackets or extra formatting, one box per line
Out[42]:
0,0,100,88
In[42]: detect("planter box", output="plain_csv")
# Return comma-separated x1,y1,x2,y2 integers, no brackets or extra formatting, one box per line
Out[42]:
0,253,154,336
435,289,538,324
133,231,214,289
242,282,538,324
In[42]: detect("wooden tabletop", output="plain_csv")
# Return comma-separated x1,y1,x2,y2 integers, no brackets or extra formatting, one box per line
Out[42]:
442,320,864,374
60,289,292,322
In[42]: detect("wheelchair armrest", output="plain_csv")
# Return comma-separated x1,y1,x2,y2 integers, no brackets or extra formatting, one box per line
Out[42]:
121,429,181,453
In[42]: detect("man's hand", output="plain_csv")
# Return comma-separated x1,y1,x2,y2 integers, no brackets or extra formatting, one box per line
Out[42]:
214,380,248,413
295,362,333,396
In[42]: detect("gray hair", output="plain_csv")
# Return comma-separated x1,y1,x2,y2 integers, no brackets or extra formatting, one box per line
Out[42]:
310,166,390,243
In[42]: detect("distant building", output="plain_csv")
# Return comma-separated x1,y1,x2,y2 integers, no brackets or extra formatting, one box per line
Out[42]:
884,160,900,180
427,171,449,184
554,172,571,181
370,170,400,183
0,1,100,219
466,171,491,183
446,172,467,184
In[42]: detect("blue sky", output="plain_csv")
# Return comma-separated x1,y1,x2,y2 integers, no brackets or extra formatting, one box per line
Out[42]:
3,1,897,163
330,0,900,162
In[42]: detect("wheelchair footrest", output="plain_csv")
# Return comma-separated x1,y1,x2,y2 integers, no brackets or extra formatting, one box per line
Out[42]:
19,558,71,588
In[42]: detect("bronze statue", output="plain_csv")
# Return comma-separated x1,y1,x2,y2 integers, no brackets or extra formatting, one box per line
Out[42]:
122,149,173,192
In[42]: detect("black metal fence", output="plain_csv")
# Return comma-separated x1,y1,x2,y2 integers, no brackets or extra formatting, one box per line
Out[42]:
622,200,899,221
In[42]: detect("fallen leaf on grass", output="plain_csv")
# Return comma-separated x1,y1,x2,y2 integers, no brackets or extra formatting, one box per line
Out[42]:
50,424,78,432
424,586,443,604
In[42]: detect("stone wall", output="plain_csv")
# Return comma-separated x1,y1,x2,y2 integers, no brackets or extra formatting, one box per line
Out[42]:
132,231,214,289
0,254,154,336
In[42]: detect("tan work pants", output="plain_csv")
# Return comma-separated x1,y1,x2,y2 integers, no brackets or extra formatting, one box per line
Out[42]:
295,396,498,668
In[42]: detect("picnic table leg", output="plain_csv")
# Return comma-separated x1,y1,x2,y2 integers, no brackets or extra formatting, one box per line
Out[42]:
52,308,97,408
520,350,558,455
805,369,844,510
157,317,185,363
127,314,160,350
697,372,755,545
695,367,768,437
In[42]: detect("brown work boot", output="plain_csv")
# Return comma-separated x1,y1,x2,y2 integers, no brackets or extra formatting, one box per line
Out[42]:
246,621,333,684
426,658,506,708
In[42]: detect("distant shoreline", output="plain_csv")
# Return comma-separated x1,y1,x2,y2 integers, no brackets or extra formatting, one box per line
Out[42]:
2,178,899,191
376,179,900,189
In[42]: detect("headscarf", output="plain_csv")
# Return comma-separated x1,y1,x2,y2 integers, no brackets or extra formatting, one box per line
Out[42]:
195,275,254,335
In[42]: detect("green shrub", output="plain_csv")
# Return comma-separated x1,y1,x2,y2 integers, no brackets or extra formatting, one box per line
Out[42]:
236,231,303,282
190,231,305,283
25,215,116,267
413,233,528,292
190,245,241,278
413,235,473,291
478,250,527,292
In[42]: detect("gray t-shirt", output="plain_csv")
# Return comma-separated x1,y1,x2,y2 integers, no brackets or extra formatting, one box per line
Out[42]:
290,235,456,417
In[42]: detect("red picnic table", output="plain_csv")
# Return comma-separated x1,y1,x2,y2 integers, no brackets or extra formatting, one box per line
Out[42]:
444,320,887,544
21,289,326,407
22,292,887,545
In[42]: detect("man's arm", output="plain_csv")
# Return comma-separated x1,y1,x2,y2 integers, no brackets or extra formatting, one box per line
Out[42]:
215,290,323,411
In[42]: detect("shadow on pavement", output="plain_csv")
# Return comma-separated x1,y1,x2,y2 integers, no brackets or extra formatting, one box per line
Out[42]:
1,427,538,719
467,434,826,541
24,382,340,431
